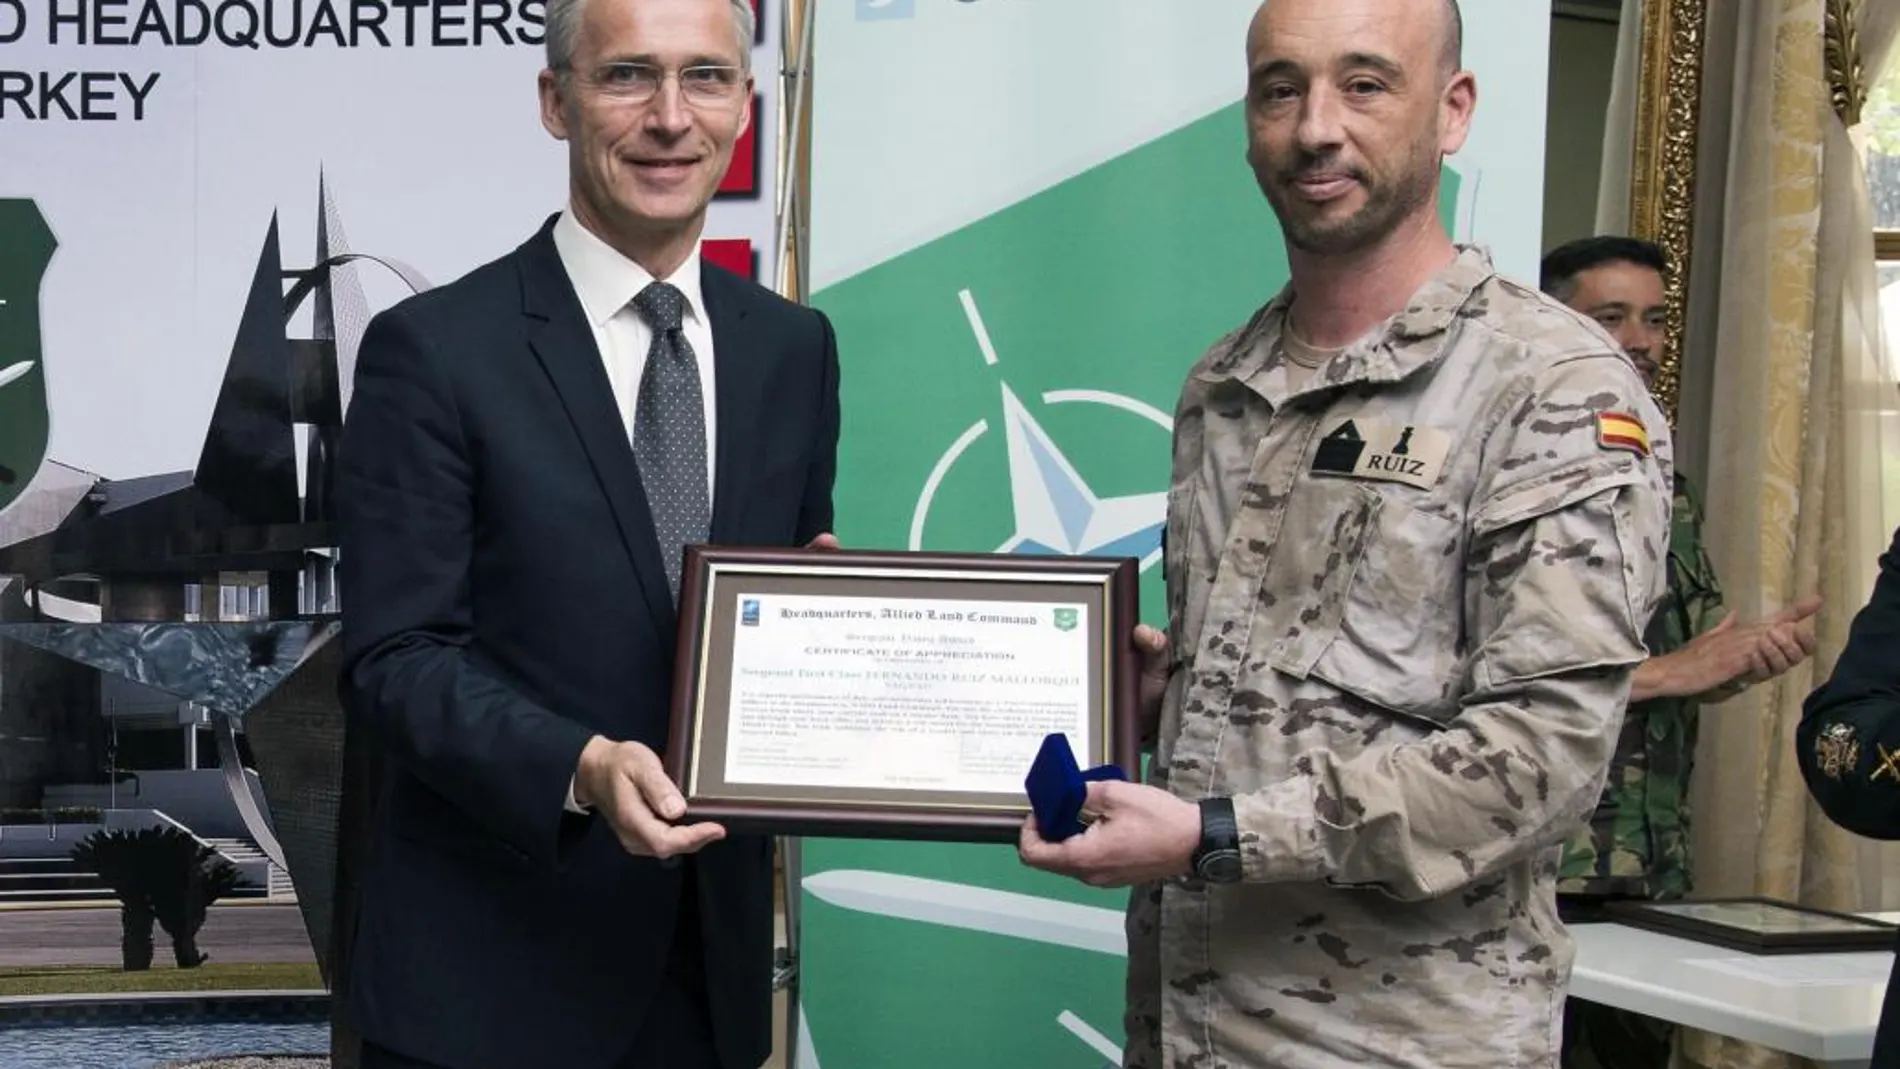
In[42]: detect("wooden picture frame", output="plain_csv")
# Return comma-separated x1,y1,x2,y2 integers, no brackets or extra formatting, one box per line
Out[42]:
664,545,1142,843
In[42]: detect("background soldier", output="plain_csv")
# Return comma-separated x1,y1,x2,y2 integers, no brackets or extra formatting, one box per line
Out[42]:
1540,236,1819,1069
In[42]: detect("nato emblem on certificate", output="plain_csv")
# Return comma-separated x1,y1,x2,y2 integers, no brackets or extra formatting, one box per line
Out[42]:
663,546,1141,841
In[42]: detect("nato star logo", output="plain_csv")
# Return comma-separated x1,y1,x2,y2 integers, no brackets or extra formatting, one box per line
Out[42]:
993,381,1165,564
908,287,1168,571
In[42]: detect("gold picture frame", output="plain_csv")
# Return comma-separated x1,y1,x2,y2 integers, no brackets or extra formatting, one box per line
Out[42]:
1624,0,1876,424
1626,0,1710,427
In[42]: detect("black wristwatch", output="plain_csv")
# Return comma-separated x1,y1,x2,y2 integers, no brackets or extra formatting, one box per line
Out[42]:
1191,796,1243,883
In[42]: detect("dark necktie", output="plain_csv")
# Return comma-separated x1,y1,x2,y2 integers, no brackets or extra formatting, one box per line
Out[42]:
629,281,710,600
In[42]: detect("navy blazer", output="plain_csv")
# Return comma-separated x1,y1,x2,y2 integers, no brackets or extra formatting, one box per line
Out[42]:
334,216,840,1069
1797,524,1900,1067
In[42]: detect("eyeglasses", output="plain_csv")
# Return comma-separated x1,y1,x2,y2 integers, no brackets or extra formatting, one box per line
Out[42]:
569,62,748,106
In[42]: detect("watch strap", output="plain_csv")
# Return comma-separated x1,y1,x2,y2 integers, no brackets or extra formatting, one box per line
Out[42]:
1192,796,1242,881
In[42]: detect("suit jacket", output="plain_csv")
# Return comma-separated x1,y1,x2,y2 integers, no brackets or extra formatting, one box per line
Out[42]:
1797,524,1900,1067
333,215,840,1069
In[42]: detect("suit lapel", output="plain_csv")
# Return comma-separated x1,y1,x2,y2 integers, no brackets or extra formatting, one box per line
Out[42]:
517,223,676,634
701,263,765,543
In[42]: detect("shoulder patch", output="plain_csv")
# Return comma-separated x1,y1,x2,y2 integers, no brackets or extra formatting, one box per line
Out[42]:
1596,411,1651,457
1816,722,1861,782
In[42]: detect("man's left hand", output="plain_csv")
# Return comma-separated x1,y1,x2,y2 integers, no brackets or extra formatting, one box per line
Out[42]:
1018,780,1203,888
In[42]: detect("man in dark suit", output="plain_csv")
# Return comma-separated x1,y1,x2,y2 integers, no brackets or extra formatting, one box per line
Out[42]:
1798,524,1900,1068
332,0,840,1066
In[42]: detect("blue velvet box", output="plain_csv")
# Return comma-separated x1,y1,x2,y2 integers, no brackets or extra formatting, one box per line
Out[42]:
1024,731,1127,842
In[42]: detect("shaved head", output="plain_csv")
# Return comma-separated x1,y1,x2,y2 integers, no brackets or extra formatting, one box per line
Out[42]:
1251,0,1464,82
1439,0,1462,78
1242,0,1477,257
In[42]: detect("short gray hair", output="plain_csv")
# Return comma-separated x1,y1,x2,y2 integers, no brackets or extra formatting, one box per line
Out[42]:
545,0,755,73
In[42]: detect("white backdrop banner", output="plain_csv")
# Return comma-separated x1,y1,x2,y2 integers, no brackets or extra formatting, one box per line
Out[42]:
0,0,779,495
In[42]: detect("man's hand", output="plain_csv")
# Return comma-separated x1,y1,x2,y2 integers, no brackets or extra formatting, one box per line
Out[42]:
806,533,841,550
1767,594,1825,641
1133,624,1170,744
573,736,725,859
1754,600,1819,668
1017,780,1201,888
1631,595,1822,701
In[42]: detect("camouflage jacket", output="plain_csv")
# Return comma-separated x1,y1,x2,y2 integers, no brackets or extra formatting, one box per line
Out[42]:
1557,473,1723,900
1130,246,1673,1069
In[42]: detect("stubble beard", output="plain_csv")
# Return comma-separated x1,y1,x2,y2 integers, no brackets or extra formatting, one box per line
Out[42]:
1259,136,1442,257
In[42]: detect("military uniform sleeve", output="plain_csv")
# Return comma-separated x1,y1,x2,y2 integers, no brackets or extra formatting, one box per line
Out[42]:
1231,352,1672,899
1797,525,1900,840
1675,476,1727,635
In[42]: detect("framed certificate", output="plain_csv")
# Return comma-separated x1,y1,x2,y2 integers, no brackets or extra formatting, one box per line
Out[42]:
1603,896,1900,954
664,545,1142,842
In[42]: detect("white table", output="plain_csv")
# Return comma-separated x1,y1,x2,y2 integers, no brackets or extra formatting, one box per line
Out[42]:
1569,922,1890,1067
799,871,1893,1066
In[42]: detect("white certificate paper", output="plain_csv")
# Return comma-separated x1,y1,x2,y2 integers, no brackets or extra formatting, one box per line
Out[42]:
722,593,1093,795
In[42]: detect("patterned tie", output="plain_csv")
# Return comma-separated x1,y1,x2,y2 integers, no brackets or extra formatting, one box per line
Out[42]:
629,281,710,600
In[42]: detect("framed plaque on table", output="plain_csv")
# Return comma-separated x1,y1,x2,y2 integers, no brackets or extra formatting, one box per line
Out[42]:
662,545,1142,842
1603,896,1900,954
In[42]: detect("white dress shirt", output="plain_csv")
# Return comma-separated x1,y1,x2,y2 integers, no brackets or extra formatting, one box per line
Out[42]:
551,209,718,499
550,208,719,814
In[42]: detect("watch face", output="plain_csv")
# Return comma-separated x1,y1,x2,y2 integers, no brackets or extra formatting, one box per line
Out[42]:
1197,849,1242,883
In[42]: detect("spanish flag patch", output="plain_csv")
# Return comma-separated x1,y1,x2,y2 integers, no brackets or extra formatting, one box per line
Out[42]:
1597,411,1650,457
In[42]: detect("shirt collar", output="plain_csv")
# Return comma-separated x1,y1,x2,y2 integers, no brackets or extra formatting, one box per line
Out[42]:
1198,244,1498,391
551,208,706,330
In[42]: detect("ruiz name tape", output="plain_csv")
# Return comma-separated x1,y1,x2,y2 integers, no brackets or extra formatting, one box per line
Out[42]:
1309,418,1449,490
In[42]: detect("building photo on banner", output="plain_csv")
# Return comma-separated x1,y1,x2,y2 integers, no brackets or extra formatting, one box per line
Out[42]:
796,0,1549,1066
0,2,777,1066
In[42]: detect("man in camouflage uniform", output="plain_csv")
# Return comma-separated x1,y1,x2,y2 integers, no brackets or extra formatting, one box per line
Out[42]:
1538,236,1820,1069
1018,3,1675,1066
